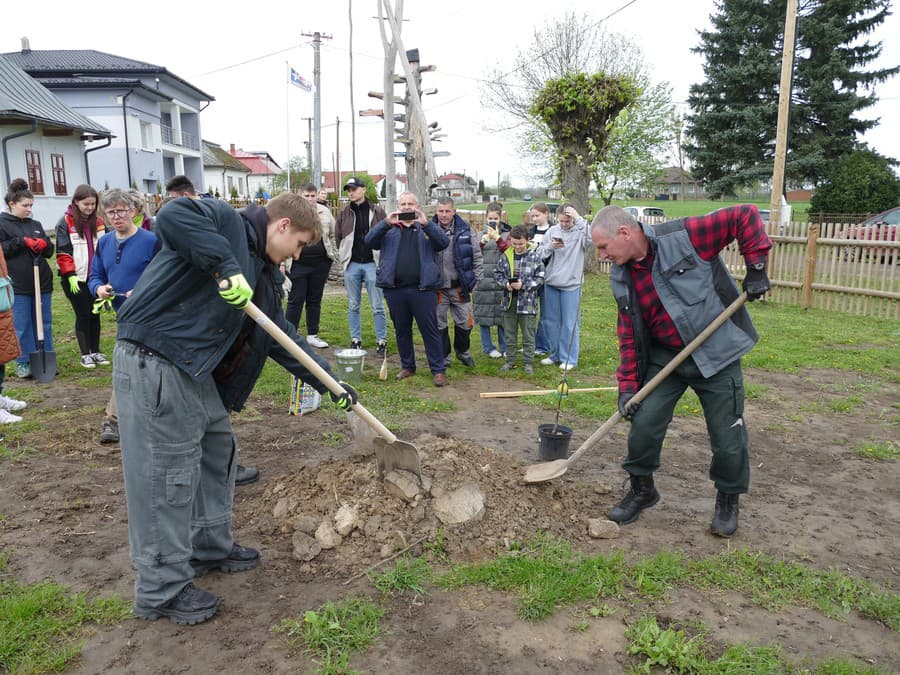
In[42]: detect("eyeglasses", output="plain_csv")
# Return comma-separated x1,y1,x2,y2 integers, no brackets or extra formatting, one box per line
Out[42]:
106,208,133,219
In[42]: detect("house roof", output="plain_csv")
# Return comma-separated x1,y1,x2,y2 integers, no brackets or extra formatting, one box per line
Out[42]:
2,48,214,102
33,75,173,102
229,147,282,176
203,141,251,172
0,54,111,137
656,166,696,184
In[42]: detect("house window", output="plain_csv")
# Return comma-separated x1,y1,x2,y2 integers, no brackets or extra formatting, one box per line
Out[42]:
51,154,67,196
140,121,154,150
25,150,45,195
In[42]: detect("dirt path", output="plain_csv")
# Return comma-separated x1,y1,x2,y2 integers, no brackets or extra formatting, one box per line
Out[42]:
0,366,897,673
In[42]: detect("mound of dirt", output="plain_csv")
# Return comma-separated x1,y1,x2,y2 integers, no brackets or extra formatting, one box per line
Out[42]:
240,433,616,577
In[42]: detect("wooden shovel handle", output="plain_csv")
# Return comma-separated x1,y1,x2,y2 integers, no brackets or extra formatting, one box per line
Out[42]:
33,261,44,342
242,301,397,443
480,387,615,398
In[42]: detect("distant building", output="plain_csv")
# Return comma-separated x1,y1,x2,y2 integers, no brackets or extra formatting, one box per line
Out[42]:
651,166,702,200
433,173,476,203
0,53,111,228
228,145,281,197
202,141,250,199
4,38,213,194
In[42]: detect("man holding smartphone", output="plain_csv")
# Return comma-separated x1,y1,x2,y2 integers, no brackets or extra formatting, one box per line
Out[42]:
364,192,450,386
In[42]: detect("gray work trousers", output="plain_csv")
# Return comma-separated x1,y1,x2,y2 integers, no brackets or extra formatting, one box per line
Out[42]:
624,344,750,494
114,340,237,608
501,309,537,367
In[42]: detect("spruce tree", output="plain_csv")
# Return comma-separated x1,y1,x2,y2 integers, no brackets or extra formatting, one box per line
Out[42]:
686,0,897,198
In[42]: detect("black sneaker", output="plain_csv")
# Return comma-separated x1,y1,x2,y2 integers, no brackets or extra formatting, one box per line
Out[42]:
133,582,219,625
350,339,362,350
99,419,119,443
376,341,387,358
191,543,260,576
456,352,475,367
710,491,740,538
235,464,259,486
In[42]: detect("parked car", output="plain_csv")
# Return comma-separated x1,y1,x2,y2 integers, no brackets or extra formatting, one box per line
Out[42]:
522,193,532,201
624,206,666,221
841,206,899,262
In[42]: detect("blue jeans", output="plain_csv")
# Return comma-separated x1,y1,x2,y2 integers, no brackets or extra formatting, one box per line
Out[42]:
13,293,54,366
543,285,582,366
343,262,387,343
479,324,506,354
534,285,550,353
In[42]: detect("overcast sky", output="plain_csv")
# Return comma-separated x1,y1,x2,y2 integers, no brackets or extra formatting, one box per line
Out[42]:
7,1,899,187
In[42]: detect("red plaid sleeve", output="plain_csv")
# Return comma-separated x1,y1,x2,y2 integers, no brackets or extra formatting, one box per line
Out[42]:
683,204,772,264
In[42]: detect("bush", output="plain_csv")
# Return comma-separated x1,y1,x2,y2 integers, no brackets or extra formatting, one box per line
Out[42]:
809,149,899,215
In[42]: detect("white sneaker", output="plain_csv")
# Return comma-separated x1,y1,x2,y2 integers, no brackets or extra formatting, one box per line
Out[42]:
0,394,27,412
80,354,96,369
306,335,329,348
0,409,22,424
488,349,502,359
559,363,575,371
540,357,556,366
91,352,111,365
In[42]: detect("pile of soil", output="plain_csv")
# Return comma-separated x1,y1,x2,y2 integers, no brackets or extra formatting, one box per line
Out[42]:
241,433,614,577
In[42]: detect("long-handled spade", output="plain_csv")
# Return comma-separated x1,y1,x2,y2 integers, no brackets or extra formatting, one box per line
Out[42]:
523,293,749,484
29,258,56,383
242,302,422,483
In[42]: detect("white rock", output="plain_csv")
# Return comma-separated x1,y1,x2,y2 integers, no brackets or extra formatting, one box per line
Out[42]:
292,531,322,561
315,521,343,549
384,469,422,502
433,483,486,525
587,518,620,539
334,504,360,536
293,514,319,535
273,497,290,519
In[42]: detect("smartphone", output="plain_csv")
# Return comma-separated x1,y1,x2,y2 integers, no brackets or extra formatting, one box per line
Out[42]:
552,236,563,245
398,211,417,221
508,277,519,284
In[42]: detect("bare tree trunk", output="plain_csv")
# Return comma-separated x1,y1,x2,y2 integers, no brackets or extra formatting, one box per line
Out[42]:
560,150,590,215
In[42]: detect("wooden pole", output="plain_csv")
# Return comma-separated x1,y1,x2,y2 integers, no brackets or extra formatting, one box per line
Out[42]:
801,223,819,308
769,0,798,228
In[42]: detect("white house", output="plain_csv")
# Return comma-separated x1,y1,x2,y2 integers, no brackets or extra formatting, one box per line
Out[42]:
202,140,250,199
0,54,112,229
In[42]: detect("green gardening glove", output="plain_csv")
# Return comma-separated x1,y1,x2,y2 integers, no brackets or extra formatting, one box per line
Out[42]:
92,297,114,314
218,273,253,308
67,277,81,295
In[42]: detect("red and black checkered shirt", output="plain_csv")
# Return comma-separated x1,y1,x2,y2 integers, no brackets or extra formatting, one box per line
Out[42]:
617,205,772,392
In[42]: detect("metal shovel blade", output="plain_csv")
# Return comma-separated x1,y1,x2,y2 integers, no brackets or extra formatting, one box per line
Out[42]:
373,436,422,481
523,458,570,483
29,345,56,383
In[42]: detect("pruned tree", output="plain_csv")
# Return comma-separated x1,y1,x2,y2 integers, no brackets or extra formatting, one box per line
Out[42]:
530,73,639,212
484,12,673,204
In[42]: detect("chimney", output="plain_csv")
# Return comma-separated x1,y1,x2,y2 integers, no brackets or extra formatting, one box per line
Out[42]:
21,36,31,53
230,143,236,154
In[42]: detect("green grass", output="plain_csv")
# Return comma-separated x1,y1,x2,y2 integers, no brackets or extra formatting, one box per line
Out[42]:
853,440,899,462
437,540,900,631
370,556,430,596
274,597,384,675
0,552,130,674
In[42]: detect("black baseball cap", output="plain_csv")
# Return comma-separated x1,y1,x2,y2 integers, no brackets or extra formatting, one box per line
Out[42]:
343,176,365,190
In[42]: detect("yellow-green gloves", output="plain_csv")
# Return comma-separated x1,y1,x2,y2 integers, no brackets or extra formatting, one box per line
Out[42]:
68,277,81,295
218,273,253,308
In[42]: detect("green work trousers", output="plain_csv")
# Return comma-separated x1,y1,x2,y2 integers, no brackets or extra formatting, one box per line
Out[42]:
623,344,750,494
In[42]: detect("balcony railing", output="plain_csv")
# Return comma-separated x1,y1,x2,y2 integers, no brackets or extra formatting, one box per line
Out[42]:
160,124,200,151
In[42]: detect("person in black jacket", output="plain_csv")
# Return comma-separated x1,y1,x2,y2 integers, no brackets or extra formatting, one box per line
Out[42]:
115,192,357,625
0,179,54,380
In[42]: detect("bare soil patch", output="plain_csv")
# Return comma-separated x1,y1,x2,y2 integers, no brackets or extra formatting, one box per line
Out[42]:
0,366,897,673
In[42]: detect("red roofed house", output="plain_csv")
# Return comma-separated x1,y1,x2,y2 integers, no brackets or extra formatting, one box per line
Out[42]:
434,173,476,203
229,144,281,197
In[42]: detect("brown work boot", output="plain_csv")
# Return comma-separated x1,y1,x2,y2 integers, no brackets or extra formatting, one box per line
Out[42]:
433,373,447,387
395,369,416,380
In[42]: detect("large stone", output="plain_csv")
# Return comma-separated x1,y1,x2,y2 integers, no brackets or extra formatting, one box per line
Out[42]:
384,469,422,503
293,514,319,535
363,515,382,537
315,521,343,549
587,518,620,539
334,504,360,536
433,483,486,525
292,531,322,561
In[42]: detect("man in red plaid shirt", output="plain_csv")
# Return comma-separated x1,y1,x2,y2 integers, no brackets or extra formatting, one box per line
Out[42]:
591,204,771,537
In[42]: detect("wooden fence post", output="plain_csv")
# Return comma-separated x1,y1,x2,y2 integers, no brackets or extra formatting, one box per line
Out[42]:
801,223,819,308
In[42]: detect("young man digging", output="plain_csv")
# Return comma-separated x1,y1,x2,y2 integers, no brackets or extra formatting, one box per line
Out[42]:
115,192,357,624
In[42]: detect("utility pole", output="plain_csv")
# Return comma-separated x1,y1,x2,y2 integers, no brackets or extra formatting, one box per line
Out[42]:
335,117,341,186
770,0,798,229
302,31,332,190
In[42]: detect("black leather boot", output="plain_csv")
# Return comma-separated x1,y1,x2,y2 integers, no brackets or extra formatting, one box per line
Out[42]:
608,474,660,525
710,491,740,538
